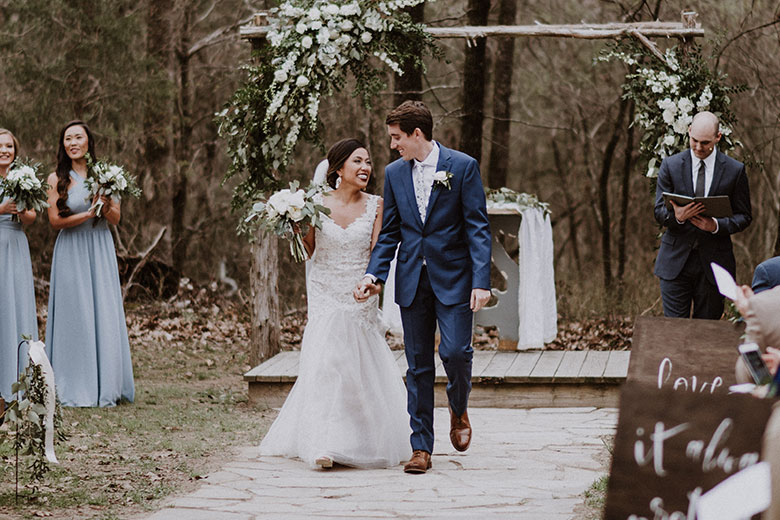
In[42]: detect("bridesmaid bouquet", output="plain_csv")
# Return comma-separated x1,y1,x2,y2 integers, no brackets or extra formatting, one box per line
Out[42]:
245,181,330,262
84,154,142,217
1,159,49,222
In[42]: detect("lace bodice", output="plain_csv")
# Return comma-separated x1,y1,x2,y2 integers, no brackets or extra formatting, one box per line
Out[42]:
307,194,380,326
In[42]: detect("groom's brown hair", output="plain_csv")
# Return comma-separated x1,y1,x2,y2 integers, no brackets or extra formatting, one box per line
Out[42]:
386,100,432,141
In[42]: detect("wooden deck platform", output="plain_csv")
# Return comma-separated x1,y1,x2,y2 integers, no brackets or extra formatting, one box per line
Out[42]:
245,349,630,409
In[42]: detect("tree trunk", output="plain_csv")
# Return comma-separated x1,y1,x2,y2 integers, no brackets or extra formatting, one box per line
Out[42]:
774,207,780,257
249,3,281,365
459,0,490,162
393,2,424,107
250,236,280,365
617,100,636,284
598,97,629,290
487,0,517,189
171,1,193,273
142,0,174,264
552,139,581,273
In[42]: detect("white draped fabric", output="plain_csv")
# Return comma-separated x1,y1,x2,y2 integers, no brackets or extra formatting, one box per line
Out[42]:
517,208,557,350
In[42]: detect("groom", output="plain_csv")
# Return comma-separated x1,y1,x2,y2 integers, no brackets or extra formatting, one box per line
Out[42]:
354,100,492,474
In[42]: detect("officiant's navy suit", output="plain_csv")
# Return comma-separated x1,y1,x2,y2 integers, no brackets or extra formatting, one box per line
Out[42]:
366,143,491,454
653,149,751,318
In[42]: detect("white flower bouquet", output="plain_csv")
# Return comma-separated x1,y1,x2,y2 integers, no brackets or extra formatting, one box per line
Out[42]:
84,154,141,217
245,181,330,262
1,159,49,222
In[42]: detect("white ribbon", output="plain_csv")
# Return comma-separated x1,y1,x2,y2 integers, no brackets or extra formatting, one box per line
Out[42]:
26,341,59,464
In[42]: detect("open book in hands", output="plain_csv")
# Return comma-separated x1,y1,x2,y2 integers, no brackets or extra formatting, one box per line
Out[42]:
662,192,733,218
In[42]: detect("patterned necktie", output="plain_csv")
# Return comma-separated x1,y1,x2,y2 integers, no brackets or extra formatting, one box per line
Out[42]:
695,160,706,198
413,162,428,221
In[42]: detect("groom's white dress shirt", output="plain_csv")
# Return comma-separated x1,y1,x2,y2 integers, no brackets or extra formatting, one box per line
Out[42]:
364,142,440,283
412,142,440,222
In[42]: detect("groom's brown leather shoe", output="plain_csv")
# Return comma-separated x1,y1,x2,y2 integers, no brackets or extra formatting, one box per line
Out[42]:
403,450,432,474
449,408,472,452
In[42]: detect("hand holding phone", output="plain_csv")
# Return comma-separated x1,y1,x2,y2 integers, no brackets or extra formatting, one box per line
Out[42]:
739,342,772,386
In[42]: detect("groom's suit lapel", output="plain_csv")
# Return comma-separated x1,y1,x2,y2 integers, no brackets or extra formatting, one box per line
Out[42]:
398,159,424,229
424,144,452,227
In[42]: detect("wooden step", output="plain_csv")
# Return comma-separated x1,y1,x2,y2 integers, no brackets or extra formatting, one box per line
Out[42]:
245,349,629,409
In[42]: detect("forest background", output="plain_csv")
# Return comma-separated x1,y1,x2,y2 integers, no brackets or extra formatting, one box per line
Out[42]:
1,0,778,332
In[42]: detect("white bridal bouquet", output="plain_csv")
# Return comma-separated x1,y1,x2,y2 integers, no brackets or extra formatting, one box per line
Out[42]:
84,154,141,217
1,159,49,222
245,181,330,262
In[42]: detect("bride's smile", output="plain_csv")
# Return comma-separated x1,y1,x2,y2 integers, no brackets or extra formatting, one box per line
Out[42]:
337,147,372,190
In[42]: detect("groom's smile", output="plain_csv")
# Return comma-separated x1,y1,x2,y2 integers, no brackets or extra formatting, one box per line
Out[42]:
387,123,431,162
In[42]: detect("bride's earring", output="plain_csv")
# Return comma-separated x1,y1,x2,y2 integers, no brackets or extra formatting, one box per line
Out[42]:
335,176,342,188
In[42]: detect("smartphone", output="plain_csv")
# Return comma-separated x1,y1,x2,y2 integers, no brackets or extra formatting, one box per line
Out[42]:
739,342,772,385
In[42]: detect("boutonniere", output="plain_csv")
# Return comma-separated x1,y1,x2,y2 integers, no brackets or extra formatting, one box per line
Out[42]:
432,170,453,190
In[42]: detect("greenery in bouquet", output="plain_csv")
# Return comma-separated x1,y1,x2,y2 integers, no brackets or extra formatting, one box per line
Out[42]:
217,0,440,222
84,153,142,218
485,187,551,217
1,158,49,222
244,180,330,261
598,41,744,179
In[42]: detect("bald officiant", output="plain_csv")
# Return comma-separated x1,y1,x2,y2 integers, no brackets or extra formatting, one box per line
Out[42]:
653,111,752,319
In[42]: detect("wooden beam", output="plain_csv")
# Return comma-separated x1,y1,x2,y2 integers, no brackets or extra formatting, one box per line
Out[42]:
240,20,703,41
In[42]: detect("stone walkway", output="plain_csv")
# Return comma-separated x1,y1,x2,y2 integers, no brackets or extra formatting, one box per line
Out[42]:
145,407,617,520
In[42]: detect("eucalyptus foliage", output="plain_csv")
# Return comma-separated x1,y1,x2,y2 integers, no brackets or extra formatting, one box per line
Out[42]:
1,362,64,492
598,41,744,178
217,0,440,220
485,187,551,217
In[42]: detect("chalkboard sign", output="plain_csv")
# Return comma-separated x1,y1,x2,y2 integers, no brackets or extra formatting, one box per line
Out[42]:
628,316,745,394
604,381,774,520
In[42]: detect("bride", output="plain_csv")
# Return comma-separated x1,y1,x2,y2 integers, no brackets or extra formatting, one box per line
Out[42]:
259,139,410,469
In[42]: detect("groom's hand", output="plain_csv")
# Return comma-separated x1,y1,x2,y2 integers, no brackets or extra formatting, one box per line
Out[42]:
353,276,381,303
470,288,491,312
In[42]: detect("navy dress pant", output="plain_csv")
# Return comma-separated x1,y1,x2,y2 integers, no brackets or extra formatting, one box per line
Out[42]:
400,266,473,454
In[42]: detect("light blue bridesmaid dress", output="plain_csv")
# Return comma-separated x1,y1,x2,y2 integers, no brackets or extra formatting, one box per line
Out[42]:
45,171,134,407
0,193,38,401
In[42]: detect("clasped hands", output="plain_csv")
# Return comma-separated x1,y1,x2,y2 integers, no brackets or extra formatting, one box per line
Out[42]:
90,194,114,216
670,200,716,232
352,276,492,312
353,276,381,303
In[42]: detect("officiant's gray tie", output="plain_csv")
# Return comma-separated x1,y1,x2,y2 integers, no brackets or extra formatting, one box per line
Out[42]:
695,160,706,198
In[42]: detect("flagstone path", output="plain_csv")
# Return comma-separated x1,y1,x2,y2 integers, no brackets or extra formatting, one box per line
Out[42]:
143,406,617,520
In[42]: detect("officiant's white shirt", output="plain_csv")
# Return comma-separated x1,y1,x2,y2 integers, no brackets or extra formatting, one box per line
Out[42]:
691,146,717,197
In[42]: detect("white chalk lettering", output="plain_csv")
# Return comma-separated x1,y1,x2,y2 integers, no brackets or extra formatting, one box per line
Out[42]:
627,487,702,520
633,422,690,477
656,357,723,394
680,418,760,474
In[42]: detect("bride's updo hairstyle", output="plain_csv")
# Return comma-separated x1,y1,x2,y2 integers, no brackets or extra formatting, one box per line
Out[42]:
325,138,366,189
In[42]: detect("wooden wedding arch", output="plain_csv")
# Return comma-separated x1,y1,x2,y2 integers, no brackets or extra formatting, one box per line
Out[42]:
239,10,705,365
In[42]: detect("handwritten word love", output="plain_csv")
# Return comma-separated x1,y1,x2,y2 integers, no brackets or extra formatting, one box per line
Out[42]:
657,357,723,394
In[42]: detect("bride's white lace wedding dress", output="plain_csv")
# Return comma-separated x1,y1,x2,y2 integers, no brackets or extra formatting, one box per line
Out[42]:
259,193,410,468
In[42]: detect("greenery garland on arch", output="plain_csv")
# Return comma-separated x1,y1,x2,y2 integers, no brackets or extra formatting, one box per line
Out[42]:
217,0,440,226
598,40,744,179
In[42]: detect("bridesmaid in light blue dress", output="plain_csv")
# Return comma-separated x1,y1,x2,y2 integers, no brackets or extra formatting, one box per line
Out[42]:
45,120,134,407
0,128,38,402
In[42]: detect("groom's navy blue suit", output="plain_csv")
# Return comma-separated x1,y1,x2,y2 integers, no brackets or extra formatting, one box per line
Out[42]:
366,143,491,454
